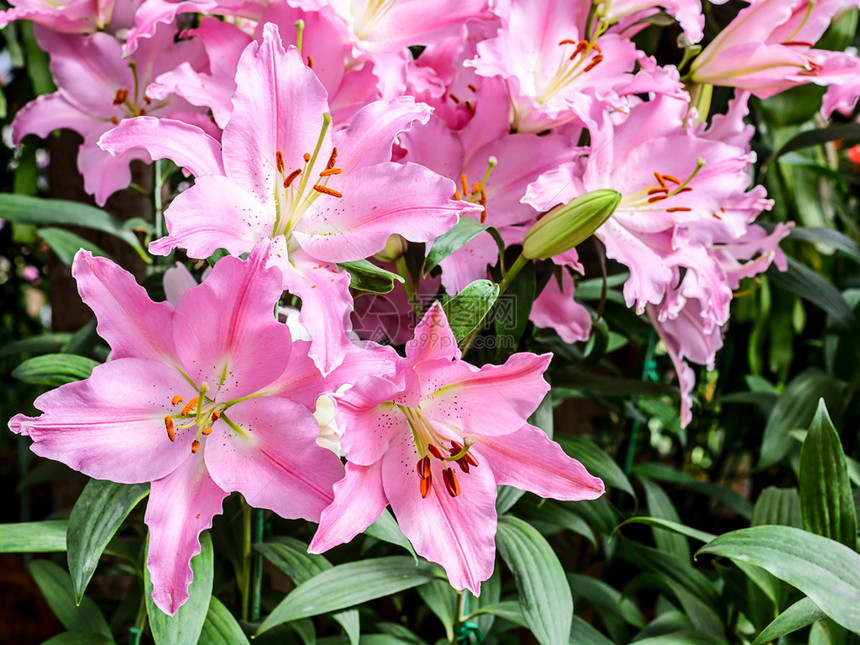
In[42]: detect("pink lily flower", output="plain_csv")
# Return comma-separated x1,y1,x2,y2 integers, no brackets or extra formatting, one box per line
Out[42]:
12,22,215,205
8,243,345,615
100,23,476,374
531,268,592,344
466,0,683,132
595,0,704,42
689,0,860,98
523,92,771,331
0,0,140,34
309,303,604,593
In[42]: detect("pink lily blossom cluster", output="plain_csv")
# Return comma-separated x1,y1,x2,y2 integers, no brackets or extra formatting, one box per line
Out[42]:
5,0,858,615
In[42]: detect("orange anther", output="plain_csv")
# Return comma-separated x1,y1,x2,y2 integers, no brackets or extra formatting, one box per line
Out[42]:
582,55,603,72
325,147,338,170
449,93,460,103
201,426,213,435
111,116,119,125
171,395,183,406
312,184,343,198
427,443,445,459
284,168,302,188
303,152,311,162
443,468,461,497
307,54,314,68
181,397,199,416
662,174,681,185
666,207,692,212
647,195,668,203
460,174,468,196
211,410,220,421
420,473,432,498
467,84,477,92
191,439,200,454
319,168,342,177
417,456,430,479
164,416,175,442
647,187,669,195
276,150,285,174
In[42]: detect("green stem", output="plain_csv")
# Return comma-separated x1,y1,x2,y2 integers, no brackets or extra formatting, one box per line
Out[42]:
241,501,252,622
497,253,528,297
395,255,422,318
251,509,264,622
130,592,147,645
461,253,529,355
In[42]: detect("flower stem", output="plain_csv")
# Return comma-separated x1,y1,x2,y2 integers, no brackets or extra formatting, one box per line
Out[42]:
241,500,252,622
251,509,264,622
497,253,528,297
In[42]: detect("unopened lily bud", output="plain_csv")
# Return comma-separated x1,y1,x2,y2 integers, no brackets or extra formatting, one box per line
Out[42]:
522,189,621,260
374,234,407,263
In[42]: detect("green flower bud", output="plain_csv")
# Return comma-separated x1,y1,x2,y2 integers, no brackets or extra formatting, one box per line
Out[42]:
522,189,621,260
374,234,408,263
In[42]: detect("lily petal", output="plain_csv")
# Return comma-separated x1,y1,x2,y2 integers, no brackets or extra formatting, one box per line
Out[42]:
9,359,195,484
309,461,388,553
474,424,605,500
205,397,343,521
145,455,226,616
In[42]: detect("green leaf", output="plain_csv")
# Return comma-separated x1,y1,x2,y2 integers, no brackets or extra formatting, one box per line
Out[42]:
752,487,803,528
517,497,596,546
639,477,689,561
39,227,111,266
568,573,646,628
0,194,147,260
798,400,858,550
68,479,149,602
758,369,843,470
767,259,855,331
416,579,457,642
442,279,499,341
556,435,634,499
42,633,114,645
253,537,359,641
424,218,492,276
627,631,727,645
257,556,438,634
199,596,250,645
569,615,615,645
615,517,716,544
146,531,214,645
552,369,677,397
12,354,99,387
752,597,826,645
28,560,113,639
0,333,74,358
497,515,572,645
337,260,404,293
775,123,860,158
632,462,753,519
696,526,860,633
790,227,860,263
467,600,528,627
0,520,67,552
364,509,416,559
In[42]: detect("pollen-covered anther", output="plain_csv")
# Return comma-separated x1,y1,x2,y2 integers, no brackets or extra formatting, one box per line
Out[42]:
181,396,199,416
171,395,183,406
312,184,343,198
442,467,461,497
164,416,175,442
319,168,342,177
781,40,814,47
307,54,314,68
460,174,469,196
666,207,692,212
211,410,221,422
276,150,285,174
325,147,338,170
110,116,119,125
647,187,669,196
191,439,200,454
647,195,668,203
583,55,603,73
112,89,128,105
201,426,213,436
284,168,302,188
303,152,311,162
420,473,432,498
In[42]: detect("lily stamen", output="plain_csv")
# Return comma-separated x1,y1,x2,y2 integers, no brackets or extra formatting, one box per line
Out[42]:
181,397,199,416
164,416,175,442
